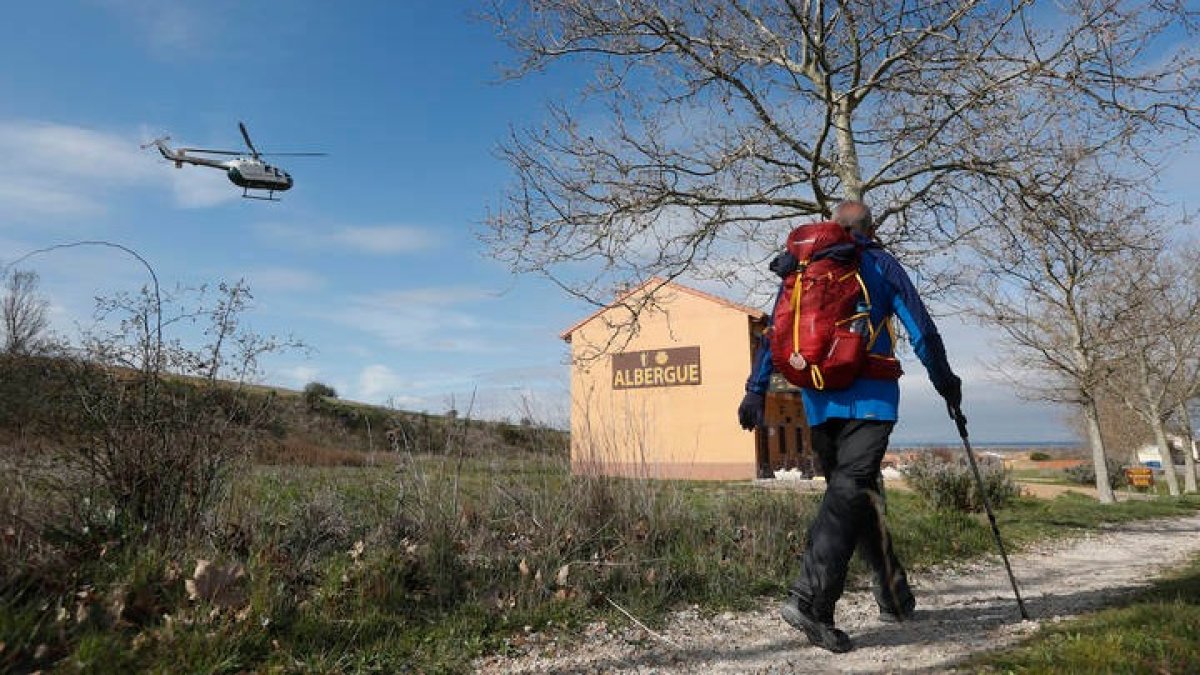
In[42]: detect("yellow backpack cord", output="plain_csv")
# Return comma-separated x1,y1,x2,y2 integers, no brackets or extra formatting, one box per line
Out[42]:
790,270,807,360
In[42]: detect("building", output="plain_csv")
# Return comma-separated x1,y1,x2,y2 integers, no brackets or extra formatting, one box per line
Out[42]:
1136,434,1200,468
560,277,812,480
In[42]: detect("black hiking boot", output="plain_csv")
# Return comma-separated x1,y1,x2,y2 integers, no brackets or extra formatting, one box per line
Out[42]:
780,595,853,653
878,596,916,623
878,607,914,623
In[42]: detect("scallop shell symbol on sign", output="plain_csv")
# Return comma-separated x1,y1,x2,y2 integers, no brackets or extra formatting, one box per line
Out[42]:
655,350,669,366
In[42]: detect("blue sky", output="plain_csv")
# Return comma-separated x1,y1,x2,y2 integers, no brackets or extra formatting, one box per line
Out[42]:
2,1,1189,444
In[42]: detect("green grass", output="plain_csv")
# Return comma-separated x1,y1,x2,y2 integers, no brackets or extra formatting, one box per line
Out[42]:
969,556,1200,674
4,458,1200,674
1008,468,1076,486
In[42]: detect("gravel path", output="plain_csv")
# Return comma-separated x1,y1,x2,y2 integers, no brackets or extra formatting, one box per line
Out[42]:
475,512,1200,674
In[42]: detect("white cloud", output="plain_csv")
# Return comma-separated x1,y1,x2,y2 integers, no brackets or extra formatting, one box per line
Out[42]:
358,286,492,307
0,122,154,181
279,365,320,388
96,0,209,57
0,179,102,219
254,222,440,255
0,119,237,220
309,285,502,353
331,226,439,254
168,168,238,208
245,266,325,293
356,364,408,402
888,311,1076,444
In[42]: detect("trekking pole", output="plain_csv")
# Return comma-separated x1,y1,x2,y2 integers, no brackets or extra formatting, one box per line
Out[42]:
949,404,1031,621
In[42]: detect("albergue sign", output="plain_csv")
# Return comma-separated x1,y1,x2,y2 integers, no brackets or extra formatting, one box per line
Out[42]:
612,346,702,390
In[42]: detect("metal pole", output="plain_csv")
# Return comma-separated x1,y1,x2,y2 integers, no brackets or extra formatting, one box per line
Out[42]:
950,405,1031,621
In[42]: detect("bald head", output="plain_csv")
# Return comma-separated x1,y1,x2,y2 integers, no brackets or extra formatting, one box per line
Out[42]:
833,201,874,237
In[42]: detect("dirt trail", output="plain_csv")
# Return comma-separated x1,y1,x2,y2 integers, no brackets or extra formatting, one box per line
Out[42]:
475,513,1200,674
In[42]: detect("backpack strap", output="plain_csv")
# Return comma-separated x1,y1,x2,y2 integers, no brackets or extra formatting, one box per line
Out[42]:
852,272,880,348
790,273,805,358
809,364,826,390
866,316,897,354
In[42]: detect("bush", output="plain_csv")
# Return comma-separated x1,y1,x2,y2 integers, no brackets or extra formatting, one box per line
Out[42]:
1029,451,1051,461
303,381,338,408
62,281,298,543
0,278,302,669
901,453,1020,512
1064,457,1127,489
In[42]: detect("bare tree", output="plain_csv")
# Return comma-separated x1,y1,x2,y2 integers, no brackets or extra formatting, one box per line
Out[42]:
486,0,1200,308
1103,247,1200,495
1175,260,1200,492
1179,398,1200,492
1077,391,1152,467
2,269,49,355
1158,251,1200,492
963,166,1157,503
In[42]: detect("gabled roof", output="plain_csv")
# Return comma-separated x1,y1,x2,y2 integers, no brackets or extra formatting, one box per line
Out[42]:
559,276,766,342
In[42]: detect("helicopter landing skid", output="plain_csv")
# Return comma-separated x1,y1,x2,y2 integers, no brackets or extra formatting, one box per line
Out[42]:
242,188,280,202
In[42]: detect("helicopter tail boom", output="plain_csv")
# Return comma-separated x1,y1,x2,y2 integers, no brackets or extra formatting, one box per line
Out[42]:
141,136,230,170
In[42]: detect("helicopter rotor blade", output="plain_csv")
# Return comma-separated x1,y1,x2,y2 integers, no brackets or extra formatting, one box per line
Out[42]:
258,152,328,157
178,147,243,155
239,121,260,159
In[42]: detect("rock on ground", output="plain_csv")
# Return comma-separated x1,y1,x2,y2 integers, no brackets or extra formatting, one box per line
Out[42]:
475,513,1200,674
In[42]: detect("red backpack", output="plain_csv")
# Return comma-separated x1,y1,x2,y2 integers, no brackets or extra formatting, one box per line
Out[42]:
769,221,902,390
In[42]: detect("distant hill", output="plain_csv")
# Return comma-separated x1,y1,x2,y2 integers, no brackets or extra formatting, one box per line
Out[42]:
0,353,567,465
891,442,1085,455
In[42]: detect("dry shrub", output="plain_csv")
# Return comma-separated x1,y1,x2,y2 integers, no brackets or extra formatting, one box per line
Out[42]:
255,436,397,467
382,437,810,618
61,282,299,543
2,280,299,569
901,452,1019,512
277,488,353,574
1064,457,1127,489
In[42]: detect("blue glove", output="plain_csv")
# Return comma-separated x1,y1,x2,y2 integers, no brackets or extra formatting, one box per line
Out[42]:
738,392,765,430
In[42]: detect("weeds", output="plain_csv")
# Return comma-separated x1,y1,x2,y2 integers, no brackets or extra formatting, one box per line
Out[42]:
5,456,1200,673
1064,456,1128,489
902,452,1020,512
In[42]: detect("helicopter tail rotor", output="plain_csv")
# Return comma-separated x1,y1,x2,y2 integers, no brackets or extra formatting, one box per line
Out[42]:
139,135,171,150
140,135,179,163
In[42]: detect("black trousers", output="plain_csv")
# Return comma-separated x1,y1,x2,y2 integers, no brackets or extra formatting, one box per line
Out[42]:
790,418,913,624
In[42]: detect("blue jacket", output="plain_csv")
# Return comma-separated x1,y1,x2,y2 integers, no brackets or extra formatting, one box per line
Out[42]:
746,241,954,426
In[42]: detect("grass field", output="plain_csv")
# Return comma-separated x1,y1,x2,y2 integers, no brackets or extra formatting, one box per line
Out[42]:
6,452,1200,674
1008,467,1079,486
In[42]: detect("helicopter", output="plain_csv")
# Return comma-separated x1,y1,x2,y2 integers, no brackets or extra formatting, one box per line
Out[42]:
142,122,325,201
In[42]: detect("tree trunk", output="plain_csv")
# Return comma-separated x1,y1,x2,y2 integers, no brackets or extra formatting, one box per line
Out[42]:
833,98,863,201
1178,402,1198,494
1149,412,1181,497
1083,399,1116,503
1140,372,1181,496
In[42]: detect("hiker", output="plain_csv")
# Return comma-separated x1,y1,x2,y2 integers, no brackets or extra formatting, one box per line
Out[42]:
737,200,962,653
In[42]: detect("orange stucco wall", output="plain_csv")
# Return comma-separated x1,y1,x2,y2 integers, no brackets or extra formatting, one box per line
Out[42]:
566,285,760,480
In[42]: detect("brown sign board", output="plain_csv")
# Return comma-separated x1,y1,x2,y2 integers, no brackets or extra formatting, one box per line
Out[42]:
612,346,702,390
